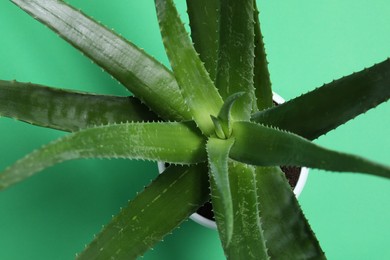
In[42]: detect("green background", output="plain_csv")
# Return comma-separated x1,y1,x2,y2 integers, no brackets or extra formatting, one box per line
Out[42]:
0,0,389,259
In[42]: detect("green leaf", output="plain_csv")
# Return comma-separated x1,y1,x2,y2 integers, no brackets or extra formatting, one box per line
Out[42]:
77,164,210,260
186,0,219,81
11,0,190,121
230,121,390,178
215,0,256,120
0,80,159,132
217,92,246,138
207,137,235,246
0,122,206,191
224,162,269,260
253,0,273,111
255,167,326,259
210,92,247,139
155,0,223,135
211,115,226,139
252,58,390,140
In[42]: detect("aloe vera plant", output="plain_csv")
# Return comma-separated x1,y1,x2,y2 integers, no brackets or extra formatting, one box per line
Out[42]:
1,0,389,259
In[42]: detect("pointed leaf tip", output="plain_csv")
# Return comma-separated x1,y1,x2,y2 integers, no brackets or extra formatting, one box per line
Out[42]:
211,115,227,139
217,92,247,138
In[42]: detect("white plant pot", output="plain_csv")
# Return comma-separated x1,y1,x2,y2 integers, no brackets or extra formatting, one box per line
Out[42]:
158,92,309,230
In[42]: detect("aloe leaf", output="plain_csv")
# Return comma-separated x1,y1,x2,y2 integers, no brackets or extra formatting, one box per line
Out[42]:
77,164,209,260
217,92,246,138
230,121,390,178
0,80,159,132
11,0,190,121
186,0,219,81
215,0,256,120
211,115,226,139
252,58,390,140
155,0,223,135
0,122,206,190
224,162,269,260
207,137,235,246
256,167,326,259
253,0,273,110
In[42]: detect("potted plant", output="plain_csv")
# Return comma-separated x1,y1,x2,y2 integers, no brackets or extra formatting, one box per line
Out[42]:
162,93,310,230
0,0,389,259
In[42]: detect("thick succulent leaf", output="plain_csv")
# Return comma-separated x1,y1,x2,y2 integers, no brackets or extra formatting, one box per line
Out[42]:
253,0,273,111
217,92,246,138
207,137,235,245
186,0,219,81
0,122,206,190
215,0,256,120
0,80,159,132
224,162,269,260
252,58,390,140
77,164,210,260
155,0,223,135
211,115,226,139
11,0,190,121
230,121,390,178
256,167,325,259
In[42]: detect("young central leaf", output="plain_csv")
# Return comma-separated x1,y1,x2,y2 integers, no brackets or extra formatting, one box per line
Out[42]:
218,92,246,137
211,92,246,139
